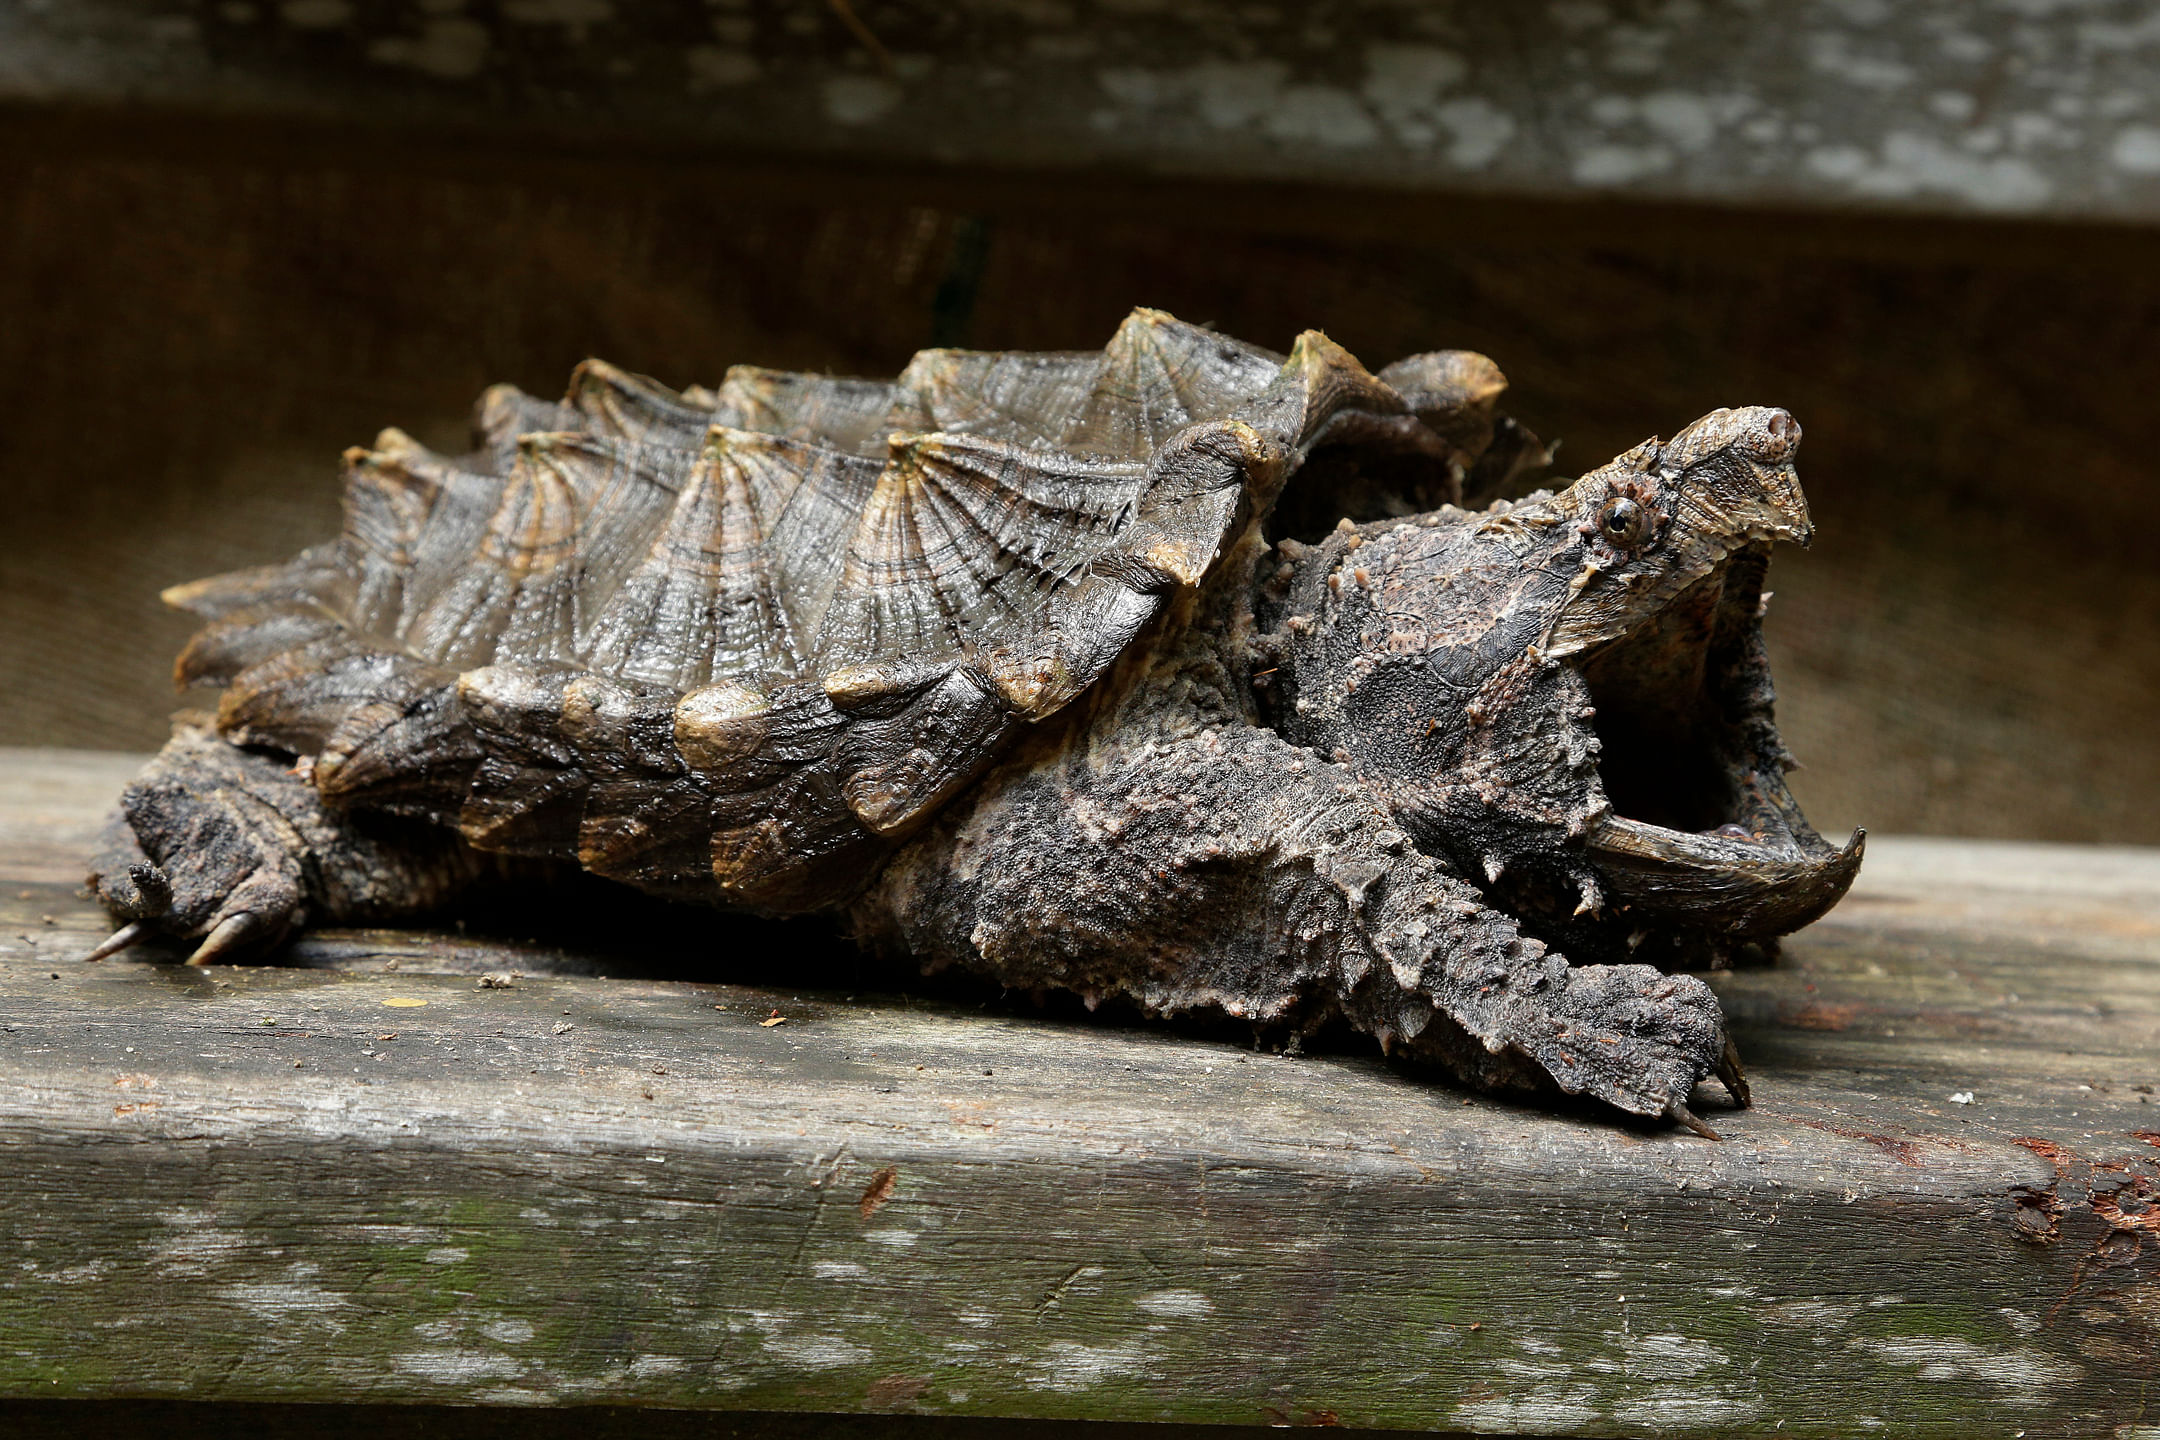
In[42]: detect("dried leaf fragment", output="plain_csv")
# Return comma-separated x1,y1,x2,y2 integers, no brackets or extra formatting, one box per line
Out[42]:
858,1164,898,1219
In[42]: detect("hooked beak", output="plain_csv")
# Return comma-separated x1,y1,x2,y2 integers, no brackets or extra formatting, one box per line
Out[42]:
1559,408,1859,947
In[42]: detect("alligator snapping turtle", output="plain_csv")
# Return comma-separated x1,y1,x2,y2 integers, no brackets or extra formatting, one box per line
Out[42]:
87,307,1861,1134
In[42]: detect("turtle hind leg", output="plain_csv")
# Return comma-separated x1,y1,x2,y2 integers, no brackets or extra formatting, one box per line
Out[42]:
86,718,483,965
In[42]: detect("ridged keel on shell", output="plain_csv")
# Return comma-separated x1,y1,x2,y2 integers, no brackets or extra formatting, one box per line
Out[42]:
165,308,1501,910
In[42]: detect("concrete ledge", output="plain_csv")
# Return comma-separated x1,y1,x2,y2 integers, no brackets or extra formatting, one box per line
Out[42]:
6,3,2160,225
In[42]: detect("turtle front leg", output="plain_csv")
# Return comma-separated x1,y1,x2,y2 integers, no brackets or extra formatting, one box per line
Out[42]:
858,724,1743,1131
86,719,484,965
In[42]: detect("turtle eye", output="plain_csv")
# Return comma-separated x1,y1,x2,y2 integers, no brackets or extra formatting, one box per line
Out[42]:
1596,497,1647,548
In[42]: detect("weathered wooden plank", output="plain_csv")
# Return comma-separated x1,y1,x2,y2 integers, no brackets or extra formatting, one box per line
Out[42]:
6,2,2160,226
1,748,2156,1435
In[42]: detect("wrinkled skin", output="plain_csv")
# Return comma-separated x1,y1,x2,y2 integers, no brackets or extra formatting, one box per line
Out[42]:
88,317,1858,1134
860,407,1859,1129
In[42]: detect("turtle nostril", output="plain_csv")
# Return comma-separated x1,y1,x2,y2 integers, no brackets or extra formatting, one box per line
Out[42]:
1735,408,1801,462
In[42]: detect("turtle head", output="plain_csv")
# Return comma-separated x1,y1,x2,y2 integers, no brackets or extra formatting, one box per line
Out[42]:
1260,405,1861,969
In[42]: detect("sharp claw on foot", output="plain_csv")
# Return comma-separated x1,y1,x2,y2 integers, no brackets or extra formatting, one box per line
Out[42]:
1715,1037,1752,1109
185,912,261,967
84,921,150,962
1666,1100,1724,1141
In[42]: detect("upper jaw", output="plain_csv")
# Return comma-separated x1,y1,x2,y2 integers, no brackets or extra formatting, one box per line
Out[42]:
1538,405,1815,663
1544,408,1860,943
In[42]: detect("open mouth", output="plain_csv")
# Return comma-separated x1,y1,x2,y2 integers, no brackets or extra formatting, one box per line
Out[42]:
1572,544,1863,944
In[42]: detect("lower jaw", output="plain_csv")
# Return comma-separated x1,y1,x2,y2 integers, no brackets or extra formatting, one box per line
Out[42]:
1584,808,1865,940
1554,548,1862,964
1474,749,1864,975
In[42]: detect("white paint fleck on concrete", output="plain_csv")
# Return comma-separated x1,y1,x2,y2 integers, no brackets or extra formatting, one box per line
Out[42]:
481,1319,535,1344
1755,1298,1864,1328
1435,98,1515,167
1805,132,2052,208
1639,91,1719,151
1025,1337,1155,1393
1096,61,1383,147
148,1208,251,1277
1806,144,1872,181
863,1228,917,1247
1264,85,1378,146
2111,124,2160,172
1188,60,1289,130
822,75,902,125
34,1259,109,1285
471,1387,554,1406
426,1247,469,1265
1456,1382,1601,1433
2080,10,2160,51
393,1349,527,1383
629,1354,683,1377
764,1333,872,1370
811,1260,868,1281
1356,44,1515,165
1996,1307,2041,1336
1572,143,1675,183
1614,1389,1764,1428
215,1262,350,1332
1618,1332,1731,1378
1135,1288,1213,1317
1855,1336,2084,1395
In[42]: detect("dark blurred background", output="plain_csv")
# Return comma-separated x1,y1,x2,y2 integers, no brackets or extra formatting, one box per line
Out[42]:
5,0,2159,846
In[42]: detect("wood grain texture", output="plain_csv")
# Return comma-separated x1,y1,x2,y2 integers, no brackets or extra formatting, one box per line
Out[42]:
1,747,2156,1435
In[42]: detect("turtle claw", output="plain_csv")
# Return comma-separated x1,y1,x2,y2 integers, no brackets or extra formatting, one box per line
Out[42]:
1715,1037,1752,1108
1667,1100,1724,1141
84,921,151,962
185,911,273,967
